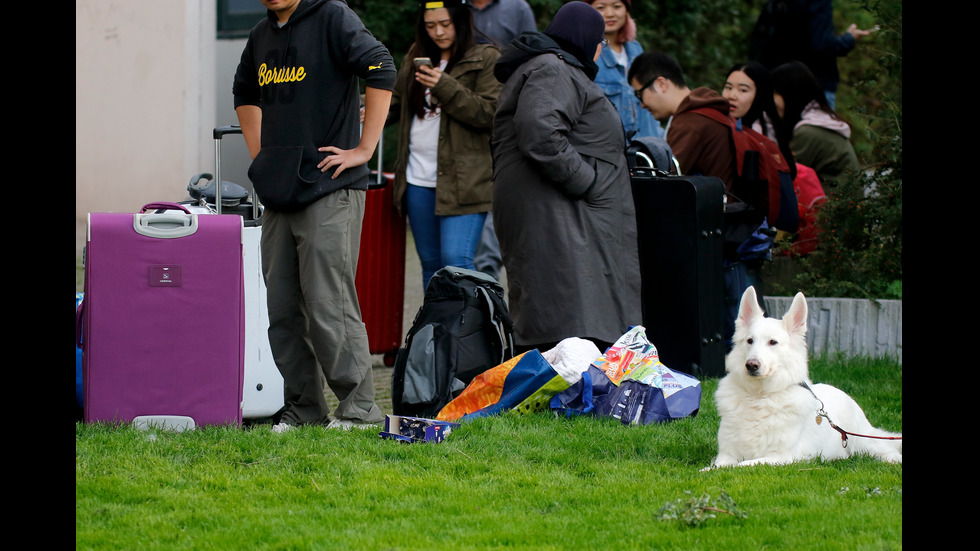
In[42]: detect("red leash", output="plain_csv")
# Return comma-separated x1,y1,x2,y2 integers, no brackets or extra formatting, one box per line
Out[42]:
799,382,903,448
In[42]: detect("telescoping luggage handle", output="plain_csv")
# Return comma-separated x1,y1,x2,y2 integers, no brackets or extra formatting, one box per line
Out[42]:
361,123,387,190
212,126,261,219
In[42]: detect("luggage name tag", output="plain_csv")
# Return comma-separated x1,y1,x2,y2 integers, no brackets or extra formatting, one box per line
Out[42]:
149,265,182,287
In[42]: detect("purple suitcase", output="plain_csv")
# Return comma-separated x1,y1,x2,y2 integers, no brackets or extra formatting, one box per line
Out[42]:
82,202,245,428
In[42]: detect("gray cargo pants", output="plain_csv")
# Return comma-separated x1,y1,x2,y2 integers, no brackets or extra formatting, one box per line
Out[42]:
261,189,384,425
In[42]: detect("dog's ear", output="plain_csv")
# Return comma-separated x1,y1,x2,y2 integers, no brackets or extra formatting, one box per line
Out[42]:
736,286,764,329
783,292,808,337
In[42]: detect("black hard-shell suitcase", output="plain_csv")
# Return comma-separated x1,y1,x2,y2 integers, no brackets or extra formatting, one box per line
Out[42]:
628,146,726,377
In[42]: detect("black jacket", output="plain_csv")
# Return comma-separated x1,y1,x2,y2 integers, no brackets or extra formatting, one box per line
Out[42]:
232,0,396,211
490,31,641,346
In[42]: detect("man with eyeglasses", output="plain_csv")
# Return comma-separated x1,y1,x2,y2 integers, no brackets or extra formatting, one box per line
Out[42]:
628,51,776,350
627,52,734,190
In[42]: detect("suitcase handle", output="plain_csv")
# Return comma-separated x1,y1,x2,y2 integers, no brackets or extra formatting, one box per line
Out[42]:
137,203,197,237
133,209,199,238
141,202,192,214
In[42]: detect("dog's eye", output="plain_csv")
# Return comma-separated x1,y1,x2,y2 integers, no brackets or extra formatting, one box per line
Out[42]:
769,339,778,346
747,338,753,345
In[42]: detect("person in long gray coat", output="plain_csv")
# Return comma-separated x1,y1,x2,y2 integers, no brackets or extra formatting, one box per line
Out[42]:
490,1,641,352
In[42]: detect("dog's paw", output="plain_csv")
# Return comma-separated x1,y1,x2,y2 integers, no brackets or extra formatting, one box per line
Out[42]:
736,456,792,467
881,453,902,464
707,454,737,470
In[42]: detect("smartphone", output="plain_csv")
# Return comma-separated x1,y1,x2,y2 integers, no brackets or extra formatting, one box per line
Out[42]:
413,57,433,69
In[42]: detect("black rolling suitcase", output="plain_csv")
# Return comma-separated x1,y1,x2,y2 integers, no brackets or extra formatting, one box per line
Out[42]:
628,139,726,377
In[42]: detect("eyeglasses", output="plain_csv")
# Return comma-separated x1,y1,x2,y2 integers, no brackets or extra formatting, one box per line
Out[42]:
634,77,658,102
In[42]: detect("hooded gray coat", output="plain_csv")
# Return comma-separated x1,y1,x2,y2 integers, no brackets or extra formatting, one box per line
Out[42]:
491,32,641,348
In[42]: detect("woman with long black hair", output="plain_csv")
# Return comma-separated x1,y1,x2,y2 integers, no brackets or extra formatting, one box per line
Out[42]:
722,61,798,180
389,1,502,290
770,61,860,185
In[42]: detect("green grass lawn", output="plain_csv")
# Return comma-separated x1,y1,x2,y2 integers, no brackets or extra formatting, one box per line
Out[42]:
76,356,902,550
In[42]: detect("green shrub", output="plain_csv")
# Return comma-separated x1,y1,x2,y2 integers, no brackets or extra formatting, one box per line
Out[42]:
783,167,902,300
773,0,902,300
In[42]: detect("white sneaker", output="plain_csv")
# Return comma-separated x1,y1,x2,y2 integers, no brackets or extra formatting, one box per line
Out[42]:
326,418,378,431
271,422,294,433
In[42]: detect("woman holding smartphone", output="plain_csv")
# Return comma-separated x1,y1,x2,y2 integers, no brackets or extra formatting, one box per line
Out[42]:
389,0,502,290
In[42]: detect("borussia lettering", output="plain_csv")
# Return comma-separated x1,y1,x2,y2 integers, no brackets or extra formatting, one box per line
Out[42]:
258,63,307,87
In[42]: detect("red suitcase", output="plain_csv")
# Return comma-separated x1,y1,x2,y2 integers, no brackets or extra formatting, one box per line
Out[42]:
82,202,245,428
356,171,406,366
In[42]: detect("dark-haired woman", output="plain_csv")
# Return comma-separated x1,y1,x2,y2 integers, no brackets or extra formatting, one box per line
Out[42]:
389,1,501,290
723,62,780,140
722,60,799,187
770,61,860,185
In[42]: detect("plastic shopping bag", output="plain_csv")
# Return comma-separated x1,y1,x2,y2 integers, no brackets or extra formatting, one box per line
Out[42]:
550,326,701,425
437,350,566,422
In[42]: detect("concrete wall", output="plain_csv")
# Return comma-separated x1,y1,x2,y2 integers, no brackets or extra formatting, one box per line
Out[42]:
76,1,217,241
763,296,903,364
214,37,253,191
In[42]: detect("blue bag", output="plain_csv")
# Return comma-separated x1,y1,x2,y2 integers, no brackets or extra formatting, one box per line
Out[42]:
550,328,702,425
76,293,84,410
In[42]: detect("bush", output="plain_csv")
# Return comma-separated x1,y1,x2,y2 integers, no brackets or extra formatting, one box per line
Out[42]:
782,167,902,300
772,0,902,300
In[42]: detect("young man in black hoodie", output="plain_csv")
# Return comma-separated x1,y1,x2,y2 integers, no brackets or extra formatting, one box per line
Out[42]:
232,0,396,431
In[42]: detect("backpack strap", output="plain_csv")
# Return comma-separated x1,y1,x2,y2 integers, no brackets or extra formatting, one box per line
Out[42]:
475,286,506,364
690,107,795,228
688,107,749,180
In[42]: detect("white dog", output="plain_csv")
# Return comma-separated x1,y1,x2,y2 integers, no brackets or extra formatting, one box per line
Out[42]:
706,287,902,469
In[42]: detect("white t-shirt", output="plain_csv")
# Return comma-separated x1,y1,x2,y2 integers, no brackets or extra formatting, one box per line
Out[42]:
611,47,628,75
406,59,449,189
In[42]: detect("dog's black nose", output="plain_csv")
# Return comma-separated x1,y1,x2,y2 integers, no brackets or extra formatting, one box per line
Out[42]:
746,359,760,374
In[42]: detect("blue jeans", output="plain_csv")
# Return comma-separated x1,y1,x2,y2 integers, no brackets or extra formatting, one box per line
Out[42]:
722,260,763,350
405,184,487,291
474,213,502,280
824,90,836,110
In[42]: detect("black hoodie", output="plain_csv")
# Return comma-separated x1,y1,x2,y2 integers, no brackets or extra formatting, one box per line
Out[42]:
232,0,396,212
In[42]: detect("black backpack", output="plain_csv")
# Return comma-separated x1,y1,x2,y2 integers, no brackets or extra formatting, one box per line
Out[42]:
391,267,516,418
